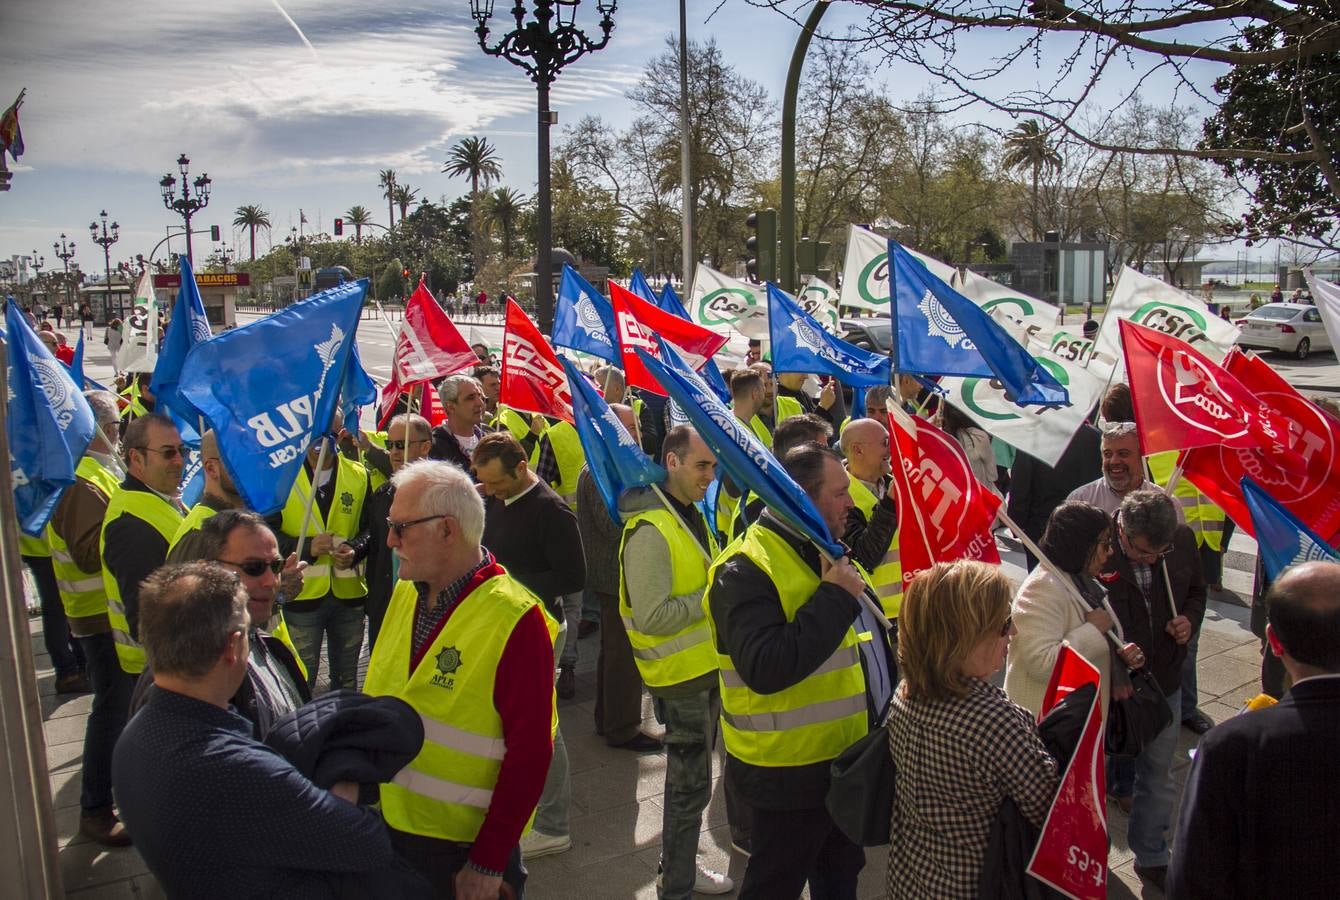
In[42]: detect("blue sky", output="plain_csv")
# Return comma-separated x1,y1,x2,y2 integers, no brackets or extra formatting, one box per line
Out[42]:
1,0,1263,273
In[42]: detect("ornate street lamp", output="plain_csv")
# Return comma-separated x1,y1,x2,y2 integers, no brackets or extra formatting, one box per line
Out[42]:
470,0,617,332
89,211,120,320
159,153,211,264
53,233,77,309
29,251,45,308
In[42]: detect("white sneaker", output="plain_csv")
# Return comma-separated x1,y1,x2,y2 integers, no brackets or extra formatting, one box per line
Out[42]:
655,861,735,895
519,828,571,860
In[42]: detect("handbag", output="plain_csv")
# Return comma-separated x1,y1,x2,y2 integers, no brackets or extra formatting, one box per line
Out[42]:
1105,666,1172,759
826,727,896,847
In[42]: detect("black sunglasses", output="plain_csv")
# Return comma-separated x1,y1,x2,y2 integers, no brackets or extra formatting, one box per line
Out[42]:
387,514,445,538
219,557,284,577
386,438,429,450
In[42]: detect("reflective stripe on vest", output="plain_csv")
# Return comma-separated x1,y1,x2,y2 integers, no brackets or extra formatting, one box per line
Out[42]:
845,474,904,618
364,576,558,843
703,525,871,767
49,459,121,620
1147,451,1226,552
618,507,720,689
278,456,369,601
100,486,184,674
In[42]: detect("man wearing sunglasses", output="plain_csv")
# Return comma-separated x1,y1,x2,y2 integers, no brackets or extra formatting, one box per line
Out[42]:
1099,489,1205,891
100,413,186,681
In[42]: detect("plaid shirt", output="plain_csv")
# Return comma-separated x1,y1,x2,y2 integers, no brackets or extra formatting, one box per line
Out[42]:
411,551,495,659
886,678,1059,898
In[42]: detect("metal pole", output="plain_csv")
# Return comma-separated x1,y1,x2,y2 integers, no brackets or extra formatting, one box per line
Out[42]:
780,1,829,294
184,210,194,265
678,0,693,286
536,80,555,334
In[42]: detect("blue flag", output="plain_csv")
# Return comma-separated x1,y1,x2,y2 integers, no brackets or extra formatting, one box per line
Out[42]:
178,279,368,515
1241,477,1339,582
889,239,1068,406
340,344,378,434
651,279,732,404
68,329,86,388
635,347,842,555
151,257,212,424
657,281,690,318
768,283,891,387
629,268,659,304
553,264,617,363
561,356,665,520
179,449,205,508
5,303,96,534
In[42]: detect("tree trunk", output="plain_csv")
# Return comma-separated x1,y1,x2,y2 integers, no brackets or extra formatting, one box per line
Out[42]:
249,225,257,260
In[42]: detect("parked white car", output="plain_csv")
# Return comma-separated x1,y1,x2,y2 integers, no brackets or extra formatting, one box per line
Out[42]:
1233,303,1333,360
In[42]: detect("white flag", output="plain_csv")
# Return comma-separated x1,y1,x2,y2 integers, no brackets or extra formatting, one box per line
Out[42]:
838,224,958,314
1304,270,1340,351
957,268,1063,346
117,270,159,374
688,263,768,338
797,275,840,332
941,343,1107,466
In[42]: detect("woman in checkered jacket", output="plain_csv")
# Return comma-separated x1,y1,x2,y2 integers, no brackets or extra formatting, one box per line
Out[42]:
885,561,1060,899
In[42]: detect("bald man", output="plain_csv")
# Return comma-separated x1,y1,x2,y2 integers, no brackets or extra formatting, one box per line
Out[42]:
840,418,902,622
1169,561,1340,898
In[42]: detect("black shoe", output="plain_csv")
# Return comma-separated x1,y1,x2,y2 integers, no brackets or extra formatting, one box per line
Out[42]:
1182,710,1214,735
1135,864,1167,892
79,810,133,848
56,672,91,694
610,732,663,753
556,667,576,700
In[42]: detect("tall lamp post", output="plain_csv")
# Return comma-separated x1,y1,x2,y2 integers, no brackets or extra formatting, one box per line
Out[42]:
159,153,211,264
89,211,120,320
53,233,76,310
470,0,617,333
29,252,45,309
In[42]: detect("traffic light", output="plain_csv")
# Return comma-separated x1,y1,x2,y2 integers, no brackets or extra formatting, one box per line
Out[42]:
796,237,832,278
210,225,220,241
745,208,777,284
334,218,344,236
402,267,411,280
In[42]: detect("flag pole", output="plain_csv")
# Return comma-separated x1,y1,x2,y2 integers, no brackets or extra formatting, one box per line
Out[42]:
293,436,330,563
371,298,401,343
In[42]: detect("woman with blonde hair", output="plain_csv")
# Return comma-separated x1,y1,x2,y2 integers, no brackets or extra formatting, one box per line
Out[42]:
886,561,1059,899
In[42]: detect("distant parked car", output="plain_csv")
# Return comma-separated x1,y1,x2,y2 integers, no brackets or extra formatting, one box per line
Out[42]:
839,316,891,353
1234,303,1333,360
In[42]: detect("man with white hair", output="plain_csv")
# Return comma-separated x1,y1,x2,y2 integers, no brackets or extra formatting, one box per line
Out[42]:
429,374,487,471
364,460,556,900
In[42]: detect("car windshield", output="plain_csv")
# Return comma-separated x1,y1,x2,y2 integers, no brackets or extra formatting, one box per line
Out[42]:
1250,306,1298,321
850,320,891,351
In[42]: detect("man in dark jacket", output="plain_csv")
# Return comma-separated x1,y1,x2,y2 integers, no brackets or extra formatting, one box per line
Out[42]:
1007,422,1102,570
1169,561,1340,899
1099,489,1205,892
428,374,486,471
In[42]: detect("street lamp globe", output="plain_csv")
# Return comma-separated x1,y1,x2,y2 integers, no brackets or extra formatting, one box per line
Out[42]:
469,0,496,23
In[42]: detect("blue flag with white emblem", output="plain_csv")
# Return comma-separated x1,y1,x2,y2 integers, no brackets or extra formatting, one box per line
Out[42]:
636,347,842,555
68,329,86,388
652,279,732,404
5,302,96,534
768,283,891,387
178,279,367,515
1241,476,1339,582
562,356,665,521
553,265,617,363
151,256,213,429
889,239,1067,406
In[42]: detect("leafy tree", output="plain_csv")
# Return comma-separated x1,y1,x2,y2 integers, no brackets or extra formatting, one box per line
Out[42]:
378,258,407,302
443,136,505,274
343,205,373,244
232,204,271,260
392,184,419,222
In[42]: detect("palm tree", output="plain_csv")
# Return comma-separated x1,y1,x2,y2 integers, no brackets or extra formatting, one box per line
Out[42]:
344,205,373,244
1002,120,1064,241
378,169,398,228
392,184,419,221
486,187,526,259
443,137,504,272
232,204,272,260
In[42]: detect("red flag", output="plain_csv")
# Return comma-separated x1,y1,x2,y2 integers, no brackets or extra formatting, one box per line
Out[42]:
501,300,574,424
609,282,727,395
394,281,477,385
885,404,1001,586
1027,645,1107,900
1119,319,1293,458
375,379,445,429
1182,349,1340,544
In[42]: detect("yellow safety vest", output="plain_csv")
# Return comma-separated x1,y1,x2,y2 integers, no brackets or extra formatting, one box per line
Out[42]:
491,407,531,443
119,381,148,420
776,395,804,425
167,500,219,556
618,506,720,689
267,613,308,681
278,456,370,601
47,456,120,619
1147,451,1226,552
364,574,557,843
100,487,184,674
545,420,585,508
704,525,872,767
364,431,389,493
18,531,51,558
846,475,904,619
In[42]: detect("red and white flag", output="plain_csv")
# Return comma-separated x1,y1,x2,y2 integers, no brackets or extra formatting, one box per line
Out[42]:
1027,645,1107,900
394,281,479,385
609,282,727,395
1120,319,1293,458
501,299,574,424
885,403,1001,586
1182,349,1340,544
375,379,445,429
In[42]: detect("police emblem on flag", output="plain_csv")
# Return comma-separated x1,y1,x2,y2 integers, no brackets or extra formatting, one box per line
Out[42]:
918,289,973,349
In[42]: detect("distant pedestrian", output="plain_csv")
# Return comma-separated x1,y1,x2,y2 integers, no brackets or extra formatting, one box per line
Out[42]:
1270,284,1283,303
81,302,94,338
54,304,64,327
105,318,124,374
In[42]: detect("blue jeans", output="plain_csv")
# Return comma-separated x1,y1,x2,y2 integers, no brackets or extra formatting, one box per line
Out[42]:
25,555,83,678
284,599,365,691
533,626,570,837
654,686,720,900
1122,688,1182,867
76,632,133,813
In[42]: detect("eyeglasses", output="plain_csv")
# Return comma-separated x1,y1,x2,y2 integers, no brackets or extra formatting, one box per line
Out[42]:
136,444,187,460
1116,528,1172,562
218,557,284,577
386,514,445,538
386,438,429,450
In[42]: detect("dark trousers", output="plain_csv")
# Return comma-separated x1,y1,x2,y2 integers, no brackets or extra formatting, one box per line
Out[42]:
740,805,865,900
593,589,645,745
76,632,133,813
24,555,83,677
1199,518,1236,587
389,829,526,899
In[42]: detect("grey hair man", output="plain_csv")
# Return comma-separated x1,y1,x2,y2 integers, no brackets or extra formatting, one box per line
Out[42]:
1066,422,1183,521
430,375,486,470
